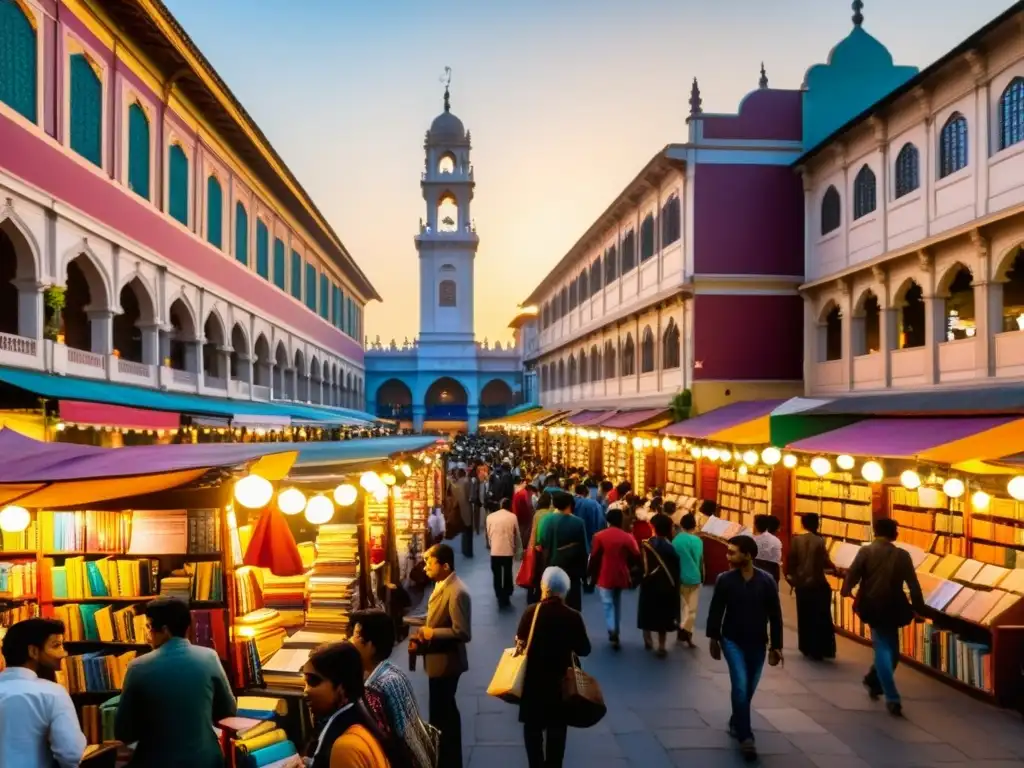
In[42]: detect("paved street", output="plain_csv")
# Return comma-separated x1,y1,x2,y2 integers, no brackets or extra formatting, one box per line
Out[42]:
404,532,1024,767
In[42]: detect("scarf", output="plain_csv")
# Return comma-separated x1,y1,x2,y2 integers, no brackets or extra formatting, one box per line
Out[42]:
365,661,436,768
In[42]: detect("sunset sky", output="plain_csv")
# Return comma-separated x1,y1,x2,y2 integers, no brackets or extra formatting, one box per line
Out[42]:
163,0,1011,346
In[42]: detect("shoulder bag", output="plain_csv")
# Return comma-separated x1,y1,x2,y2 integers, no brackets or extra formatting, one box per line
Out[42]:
562,652,607,728
642,540,676,587
486,603,542,703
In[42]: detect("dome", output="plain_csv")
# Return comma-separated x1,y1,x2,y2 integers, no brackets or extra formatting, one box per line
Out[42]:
429,110,466,143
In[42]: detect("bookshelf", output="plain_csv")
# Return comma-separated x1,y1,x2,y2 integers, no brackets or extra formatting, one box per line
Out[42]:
791,467,875,548
827,548,1024,705
717,466,771,530
888,486,966,557
602,440,630,486
967,494,1024,568
566,434,589,470
665,455,697,501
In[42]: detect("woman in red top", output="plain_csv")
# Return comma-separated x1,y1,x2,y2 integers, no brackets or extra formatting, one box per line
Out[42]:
588,507,640,650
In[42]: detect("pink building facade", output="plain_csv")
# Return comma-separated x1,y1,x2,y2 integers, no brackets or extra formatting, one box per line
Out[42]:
0,0,376,409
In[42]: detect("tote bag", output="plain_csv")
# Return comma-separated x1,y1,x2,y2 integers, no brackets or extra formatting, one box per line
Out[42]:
487,603,542,703
562,653,607,728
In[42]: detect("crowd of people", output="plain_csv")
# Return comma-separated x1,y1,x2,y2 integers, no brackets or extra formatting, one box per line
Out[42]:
0,432,930,768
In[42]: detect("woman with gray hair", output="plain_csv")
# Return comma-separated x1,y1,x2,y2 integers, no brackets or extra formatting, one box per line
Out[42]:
514,566,591,768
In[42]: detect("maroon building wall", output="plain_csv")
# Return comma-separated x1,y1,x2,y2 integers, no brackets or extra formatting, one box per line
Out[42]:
693,164,804,277
701,90,803,142
692,294,803,381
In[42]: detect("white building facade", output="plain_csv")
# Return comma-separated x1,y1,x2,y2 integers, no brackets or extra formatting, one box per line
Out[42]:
799,3,1024,396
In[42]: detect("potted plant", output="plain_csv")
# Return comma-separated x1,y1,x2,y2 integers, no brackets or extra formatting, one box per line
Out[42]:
43,285,65,342
669,389,692,422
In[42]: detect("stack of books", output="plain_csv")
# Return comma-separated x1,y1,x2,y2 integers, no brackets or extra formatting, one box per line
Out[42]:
234,607,286,663
261,570,308,628
306,524,360,637
220,703,300,768
0,560,35,597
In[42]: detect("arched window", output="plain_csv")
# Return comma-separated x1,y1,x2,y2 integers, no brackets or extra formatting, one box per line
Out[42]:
439,279,456,307
852,165,877,220
206,175,223,249
604,341,616,380
568,355,577,386
820,186,840,236
579,270,589,301
256,217,270,279
590,345,600,381
894,143,920,199
621,231,637,273
939,113,968,178
438,152,455,174
557,359,565,389
590,259,602,296
622,334,635,377
235,204,249,266
437,192,458,232
168,143,188,225
662,320,681,369
273,238,286,289
559,287,568,317
127,103,150,199
290,250,302,300
542,303,550,329
604,245,618,283
639,214,656,262
569,278,578,310
640,326,655,372
999,78,1024,151
661,194,681,247
580,349,588,384
69,54,102,167
0,0,38,122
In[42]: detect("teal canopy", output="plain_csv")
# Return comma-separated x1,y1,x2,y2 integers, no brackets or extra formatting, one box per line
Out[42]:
291,435,444,468
0,367,373,427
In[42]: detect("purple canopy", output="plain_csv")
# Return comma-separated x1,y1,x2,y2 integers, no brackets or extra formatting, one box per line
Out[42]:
787,416,1016,458
0,428,297,482
661,399,785,439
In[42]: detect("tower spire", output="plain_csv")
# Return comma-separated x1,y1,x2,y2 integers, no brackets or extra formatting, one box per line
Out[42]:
852,0,864,27
440,65,452,112
689,78,703,117
759,62,768,89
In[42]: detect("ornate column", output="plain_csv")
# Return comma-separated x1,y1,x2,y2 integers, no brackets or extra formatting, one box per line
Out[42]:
412,404,425,433
970,229,1000,379
872,265,894,388
139,322,161,367
86,309,114,355
918,250,942,385
838,277,854,391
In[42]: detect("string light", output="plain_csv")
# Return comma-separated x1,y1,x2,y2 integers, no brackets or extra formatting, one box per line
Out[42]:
782,454,797,469
334,484,358,506
836,454,855,471
304,495,334,525
942,477,965,499
1008,476,1024,501
761,447,781,466
900,470,921,490
810,457,831,477
234,474,273,509
861,460,884,484
0,506,30,533
972,489,991,510
277,487,306,515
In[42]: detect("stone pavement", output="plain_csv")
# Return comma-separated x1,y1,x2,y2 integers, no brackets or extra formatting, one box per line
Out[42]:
404,533,1024,767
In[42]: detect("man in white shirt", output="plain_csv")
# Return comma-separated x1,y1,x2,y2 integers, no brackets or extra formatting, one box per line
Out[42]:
752,514,783,582
485,498,523,608
0,617,87,768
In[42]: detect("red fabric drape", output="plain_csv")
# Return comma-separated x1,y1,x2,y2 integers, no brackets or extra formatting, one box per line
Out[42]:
243,507,305,576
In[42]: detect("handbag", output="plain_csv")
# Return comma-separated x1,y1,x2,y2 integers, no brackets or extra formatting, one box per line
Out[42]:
561,653,606,728
486,603,542,703
516,545,538,588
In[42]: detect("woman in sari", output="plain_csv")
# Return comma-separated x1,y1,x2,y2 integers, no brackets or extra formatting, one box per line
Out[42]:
637,513,680,658
349,610,436,768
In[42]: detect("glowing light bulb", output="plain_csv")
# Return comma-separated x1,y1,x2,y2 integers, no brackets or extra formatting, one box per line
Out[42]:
972,490,991,510
742,450,759,466
277,488,306,516
234,474,273,509
1008,476,1024,501
360,472,382,491
333,484,358,507
304,495,335,525
690,446,701,459
836,455,855,471
782,454,797,469
0,506,30,533
810,457,831,477
861,461,884,484
900,470,921,490
761,447,781,466
942,477,965,499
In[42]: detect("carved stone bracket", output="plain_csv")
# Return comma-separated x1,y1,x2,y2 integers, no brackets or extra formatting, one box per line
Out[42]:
970,228,991,280
917,248,934,273
835,276,851,297
964,49,987,85
868,115,887,148
871,264,888,285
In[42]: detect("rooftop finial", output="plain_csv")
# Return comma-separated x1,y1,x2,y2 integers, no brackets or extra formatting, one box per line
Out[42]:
440,66,452,112
759,62,768,89
689,77,702,117
852,0,864,27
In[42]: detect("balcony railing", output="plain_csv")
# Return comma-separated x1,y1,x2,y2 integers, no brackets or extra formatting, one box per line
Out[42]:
0,331,36,357
425,405,468,421
377,405,413,420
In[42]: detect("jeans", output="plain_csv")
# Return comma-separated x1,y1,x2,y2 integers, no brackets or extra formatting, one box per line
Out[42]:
491,556,513,603
866,625,901,703
597,587,622,635
524,722,568,768
721,639,766,742
428,674,463,768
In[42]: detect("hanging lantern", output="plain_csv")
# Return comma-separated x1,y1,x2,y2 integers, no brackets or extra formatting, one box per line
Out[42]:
333,484,358,507
810,457,831,477
360,472,382,491
234,474,273,509
381,473,397,487
277,488,307,516
782,454,797,469
900,470,921,490
836,455,855,471
690,446,701,459
1008,476,1024,501
861,460,884,484
942,477,965,499
972,489,991,510
304,495,335,525
0,506,30,533
742,450,759,467
761,447,781,466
